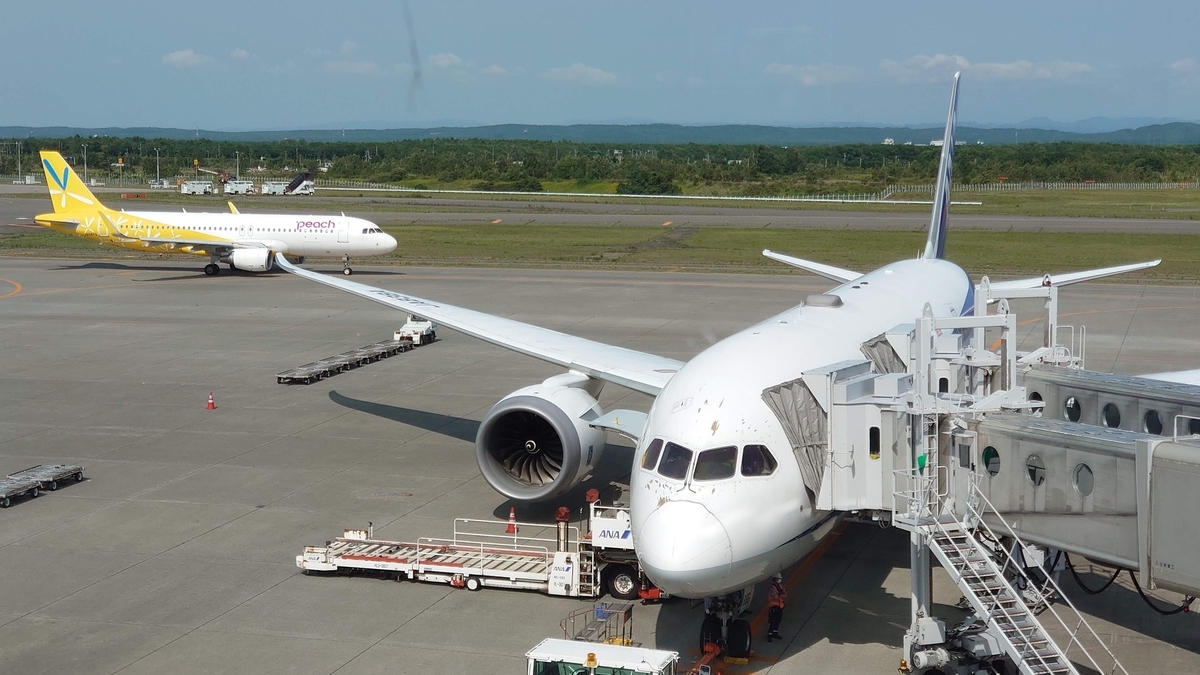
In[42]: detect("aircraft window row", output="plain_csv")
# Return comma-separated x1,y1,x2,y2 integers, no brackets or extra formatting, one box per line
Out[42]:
361,227,384,234
641,439,777,480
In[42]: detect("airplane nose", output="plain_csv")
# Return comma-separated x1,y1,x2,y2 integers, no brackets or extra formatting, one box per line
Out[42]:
383,233,397,253
637,500,732,596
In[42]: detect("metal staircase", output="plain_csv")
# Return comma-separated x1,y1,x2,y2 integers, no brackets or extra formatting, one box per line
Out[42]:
895,470,1129,675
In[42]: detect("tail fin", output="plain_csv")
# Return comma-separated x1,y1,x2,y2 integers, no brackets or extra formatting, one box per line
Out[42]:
40,151,102,214
922,72,960,260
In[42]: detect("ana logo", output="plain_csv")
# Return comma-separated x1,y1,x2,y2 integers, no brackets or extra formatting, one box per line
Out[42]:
43,159,95,210
599,529,632,540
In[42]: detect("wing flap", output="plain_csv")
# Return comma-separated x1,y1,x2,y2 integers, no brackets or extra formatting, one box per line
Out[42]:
762,249,862,283
274,255,682,396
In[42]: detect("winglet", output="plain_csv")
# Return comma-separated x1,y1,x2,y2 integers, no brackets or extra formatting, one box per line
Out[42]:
922,72,960,260
228,202,240,215
762,249,862,283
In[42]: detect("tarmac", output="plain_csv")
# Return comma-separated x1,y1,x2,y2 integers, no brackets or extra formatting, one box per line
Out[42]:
1,258,1198,675
3,188,1200,234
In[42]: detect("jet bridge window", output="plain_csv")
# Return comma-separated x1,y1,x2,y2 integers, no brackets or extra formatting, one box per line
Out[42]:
657,442,693,480
641,438,664,471
693,446,737,481
740,444,778,476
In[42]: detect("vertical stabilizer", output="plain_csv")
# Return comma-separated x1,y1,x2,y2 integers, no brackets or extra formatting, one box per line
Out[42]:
40,151,102,214
922,72,960,260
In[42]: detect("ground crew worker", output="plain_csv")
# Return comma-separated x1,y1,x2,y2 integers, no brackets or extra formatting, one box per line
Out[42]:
767,573,787,641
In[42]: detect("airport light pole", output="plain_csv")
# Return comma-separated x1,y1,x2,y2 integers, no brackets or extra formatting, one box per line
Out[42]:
82,144,88,184
155,148,160,183
235,151,240,180
15,141,20,181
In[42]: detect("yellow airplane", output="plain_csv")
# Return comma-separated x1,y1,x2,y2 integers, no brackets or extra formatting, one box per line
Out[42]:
35,151,395,275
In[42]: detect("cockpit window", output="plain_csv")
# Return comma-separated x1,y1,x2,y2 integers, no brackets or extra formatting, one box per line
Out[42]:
741,445,778,476
657,442,693,480
693,446,738,481
641,438,664,470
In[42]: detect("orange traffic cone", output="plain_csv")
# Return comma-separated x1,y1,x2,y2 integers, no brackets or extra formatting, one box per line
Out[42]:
506,507,519,535
206,392,217,410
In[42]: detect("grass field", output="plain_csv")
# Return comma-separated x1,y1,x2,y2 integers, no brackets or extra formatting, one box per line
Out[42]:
3,223,1196,282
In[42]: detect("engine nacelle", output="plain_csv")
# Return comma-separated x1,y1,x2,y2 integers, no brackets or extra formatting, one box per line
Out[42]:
228,248,274,272
477,373,606,501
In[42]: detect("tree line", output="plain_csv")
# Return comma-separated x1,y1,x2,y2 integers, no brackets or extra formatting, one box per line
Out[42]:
5,136,1200,194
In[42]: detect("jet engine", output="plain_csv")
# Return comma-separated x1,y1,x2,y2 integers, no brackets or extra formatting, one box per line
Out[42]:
228,248,274,272
477,373,605,501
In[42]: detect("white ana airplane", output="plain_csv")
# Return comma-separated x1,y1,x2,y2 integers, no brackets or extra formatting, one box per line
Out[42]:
272,74,1160,656
36,151,397,276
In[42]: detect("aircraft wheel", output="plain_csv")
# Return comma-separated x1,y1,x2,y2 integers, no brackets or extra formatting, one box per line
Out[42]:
699,613,722,652
296,256,306,264
727,619,752,658
342,268,353,276
204,263,220,276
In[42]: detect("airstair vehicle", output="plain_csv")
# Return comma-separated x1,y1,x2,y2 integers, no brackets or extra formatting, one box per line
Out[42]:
792,279,1200,675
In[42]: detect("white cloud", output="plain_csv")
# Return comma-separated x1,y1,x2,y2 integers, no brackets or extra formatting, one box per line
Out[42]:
230,48,250,60
881,54,1092,83
162,49,211,68
481,65,508,76
541,62,617,85
764,62,861,86
324,60,380,75
341,41,357,55
429,52,464,68
1171,58,1197,73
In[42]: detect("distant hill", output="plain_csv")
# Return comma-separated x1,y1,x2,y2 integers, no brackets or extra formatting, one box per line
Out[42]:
4,122,1200,146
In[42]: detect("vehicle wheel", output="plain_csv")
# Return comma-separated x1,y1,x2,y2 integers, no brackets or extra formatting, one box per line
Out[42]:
30,487,39,498
75,472,84,482
429,331,437,341
699,613,722,652
204,263,220,276
48,481,58,491
465,576,482,591
606,565,639,600
342,267,353,276
727,619,752,658
297,256,306,264
1,497,10,508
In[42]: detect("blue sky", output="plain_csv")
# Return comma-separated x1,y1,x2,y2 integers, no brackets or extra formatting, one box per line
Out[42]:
4,1,1199,129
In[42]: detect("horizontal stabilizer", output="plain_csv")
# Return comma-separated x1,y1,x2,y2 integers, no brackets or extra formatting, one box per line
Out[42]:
986,260,1161,291
762,249,862,283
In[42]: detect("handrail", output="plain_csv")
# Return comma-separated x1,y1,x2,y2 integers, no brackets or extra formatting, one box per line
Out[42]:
966,474,1129,675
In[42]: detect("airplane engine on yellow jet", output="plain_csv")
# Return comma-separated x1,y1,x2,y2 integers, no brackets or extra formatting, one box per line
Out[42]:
229,249,275,272
476,373,606,501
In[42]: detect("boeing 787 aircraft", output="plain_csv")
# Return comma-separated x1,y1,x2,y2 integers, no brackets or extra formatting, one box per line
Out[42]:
35,151,396,276
273,75,1159,657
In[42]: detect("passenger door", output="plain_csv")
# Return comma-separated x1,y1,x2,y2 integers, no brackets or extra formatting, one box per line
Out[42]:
337,220,349,244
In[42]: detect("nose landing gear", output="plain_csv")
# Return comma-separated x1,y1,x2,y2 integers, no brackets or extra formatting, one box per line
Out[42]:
699,588,755,660
342,254,353,276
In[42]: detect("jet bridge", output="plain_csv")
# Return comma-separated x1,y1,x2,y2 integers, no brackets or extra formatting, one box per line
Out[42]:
773,280,1200,675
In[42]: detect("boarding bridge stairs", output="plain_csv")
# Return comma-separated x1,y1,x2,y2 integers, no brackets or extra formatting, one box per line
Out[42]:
895,473,1129,675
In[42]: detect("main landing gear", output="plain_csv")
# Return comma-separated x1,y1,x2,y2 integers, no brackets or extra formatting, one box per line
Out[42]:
342,254,353,276
700,588,755,660
204,263,221,276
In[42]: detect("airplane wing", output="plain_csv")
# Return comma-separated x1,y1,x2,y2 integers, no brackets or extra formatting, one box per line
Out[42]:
1141,370,1200,386
273,255,684,396
986,260,1161,291
762,249,862,283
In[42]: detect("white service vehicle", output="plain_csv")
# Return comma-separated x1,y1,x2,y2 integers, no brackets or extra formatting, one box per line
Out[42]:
526,639,679,675
224,180,254,195
297,499,653,600
180,180,213,195
260,181,288,196
395,315,437,345
148,178,172,189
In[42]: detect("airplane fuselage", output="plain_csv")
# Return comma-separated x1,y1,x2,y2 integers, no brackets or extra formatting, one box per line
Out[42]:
43,210,396,258
630,258,973,597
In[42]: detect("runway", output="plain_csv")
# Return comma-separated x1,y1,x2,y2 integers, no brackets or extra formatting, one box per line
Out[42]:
3,190,1200,234
0,259,1197,674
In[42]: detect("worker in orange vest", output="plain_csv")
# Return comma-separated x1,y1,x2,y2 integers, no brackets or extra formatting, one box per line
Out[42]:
767,573,787,642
